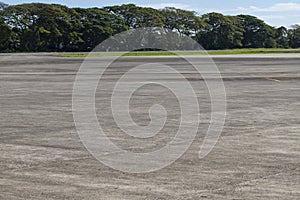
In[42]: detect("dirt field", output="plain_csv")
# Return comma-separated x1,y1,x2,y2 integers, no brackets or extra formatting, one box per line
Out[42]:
0,54,299,199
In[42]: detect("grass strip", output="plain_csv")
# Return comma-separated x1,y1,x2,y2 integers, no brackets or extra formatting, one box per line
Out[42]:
55,48,300,57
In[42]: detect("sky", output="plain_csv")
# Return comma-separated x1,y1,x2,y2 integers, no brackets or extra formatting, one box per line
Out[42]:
4,0,300,27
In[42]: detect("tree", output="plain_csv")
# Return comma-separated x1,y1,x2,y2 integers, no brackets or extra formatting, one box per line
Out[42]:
1,3,84,51
196,13,243,49
104,4,163,28
288,25,300,48
0,2,11,51
0,19,12,51
276,26,289,48
74,7,127,51
238,15,277,48
0,2,297,52
160,7,204,36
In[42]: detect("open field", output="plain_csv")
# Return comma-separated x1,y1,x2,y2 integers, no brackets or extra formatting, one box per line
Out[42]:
55,48,300,57
0,53,299,199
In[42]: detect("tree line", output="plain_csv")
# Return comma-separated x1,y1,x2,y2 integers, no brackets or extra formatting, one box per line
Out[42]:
0,2,300,52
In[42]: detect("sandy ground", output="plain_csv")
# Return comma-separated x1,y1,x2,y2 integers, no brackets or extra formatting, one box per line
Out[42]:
0,54,299,199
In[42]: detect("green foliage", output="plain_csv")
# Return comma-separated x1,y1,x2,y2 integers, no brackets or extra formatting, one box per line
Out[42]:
237,15,277,48
74,7,128,51
275,26,289,48
288,25,300,48
196,13,244,49
161,7,205,36
0,3,299,52
0,20,12,51
104,4,163,28
1,3,82,51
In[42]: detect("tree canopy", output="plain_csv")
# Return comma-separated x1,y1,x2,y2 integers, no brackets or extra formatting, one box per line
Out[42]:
0,3,299,52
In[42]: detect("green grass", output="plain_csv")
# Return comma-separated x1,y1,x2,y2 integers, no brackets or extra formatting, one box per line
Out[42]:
55,48,300,57
208,48,300,54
